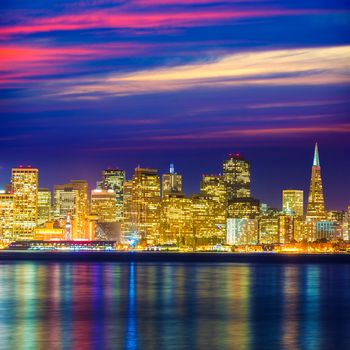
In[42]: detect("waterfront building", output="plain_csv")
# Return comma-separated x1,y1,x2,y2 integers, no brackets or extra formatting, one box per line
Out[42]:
278,215,294,243
315,221,343,241
12,166,38,240
38,188,51,226
34,222,64,240
259,212,279,244
162,163,182,197
293,216,305,242
99,168,125,222
282,190,304,216
132,167,161,244
226,218,258,245
91,189,116,222
95,222,121,241
54,180,89,239
0,192,14,241
306,143,325,220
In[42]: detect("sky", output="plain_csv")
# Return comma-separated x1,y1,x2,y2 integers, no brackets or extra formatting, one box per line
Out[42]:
0,0,349,210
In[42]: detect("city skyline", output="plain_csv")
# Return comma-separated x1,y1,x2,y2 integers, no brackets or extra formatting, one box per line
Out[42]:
1,0,350,211
0,143,348,211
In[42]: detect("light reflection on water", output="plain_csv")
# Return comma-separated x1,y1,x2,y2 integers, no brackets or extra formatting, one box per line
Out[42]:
0,262,349,350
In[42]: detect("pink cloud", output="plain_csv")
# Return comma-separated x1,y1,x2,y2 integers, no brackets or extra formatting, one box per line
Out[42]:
148,124,350,141
0,8,334,37
0,42,152,84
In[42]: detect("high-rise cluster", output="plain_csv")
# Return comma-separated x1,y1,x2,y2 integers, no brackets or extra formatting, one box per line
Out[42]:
0,144,348,246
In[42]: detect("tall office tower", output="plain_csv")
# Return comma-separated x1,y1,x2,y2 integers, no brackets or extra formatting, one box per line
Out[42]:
100,169,125,222
91,189,116,222
37,188,51,226
132,167,161,244
223,153,260,219
121,180,135,241
162,163,182,197
306,143,325,220
223,153,250,200
54,180,89,239
0,192,14,241
12,166,38,240
159,193,192,245
282,190,304,216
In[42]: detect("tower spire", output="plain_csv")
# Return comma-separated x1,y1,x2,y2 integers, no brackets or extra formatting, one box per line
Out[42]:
313,142,320,166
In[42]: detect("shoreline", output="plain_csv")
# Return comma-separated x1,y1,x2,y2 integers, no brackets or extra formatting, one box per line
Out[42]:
0,251,349,263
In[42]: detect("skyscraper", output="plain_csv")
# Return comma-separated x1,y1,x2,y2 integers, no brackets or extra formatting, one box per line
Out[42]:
132,167,161,244
100,169,125,222
162,163,182,197
12,166,38,240
306,143,325,220
38,188,51,226
223,153,250,200
54,180,89,239
282,190,304,216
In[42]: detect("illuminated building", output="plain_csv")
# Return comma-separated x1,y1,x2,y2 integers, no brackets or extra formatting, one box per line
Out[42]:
227,197,260,219
315,221,342,241
259,212,279,244
121,180,136,241
292,216,305,242
132,167,161,244
224,153,260,219
162,163,182,197
0,192,14,241
12,166,38,240
159,193,192,245
34,222,64,240
95,222,121,241
326,210,348,241
54,180,89,239
91,189,117,222
278,215,294,244
306,143,325,220
282,190,304,216
226,218,258,245
200,174,226,235
200,175,226,204
99,168,125,222
223,153,250,200
38,188,51,226
191,194,223,246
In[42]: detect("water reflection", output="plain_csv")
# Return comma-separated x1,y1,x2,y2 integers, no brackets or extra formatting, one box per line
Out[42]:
0,262,349,349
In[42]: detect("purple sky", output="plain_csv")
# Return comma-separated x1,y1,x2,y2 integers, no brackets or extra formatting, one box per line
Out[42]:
1,0,349,210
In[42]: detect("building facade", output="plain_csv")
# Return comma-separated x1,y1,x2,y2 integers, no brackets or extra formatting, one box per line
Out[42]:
12,166,38,240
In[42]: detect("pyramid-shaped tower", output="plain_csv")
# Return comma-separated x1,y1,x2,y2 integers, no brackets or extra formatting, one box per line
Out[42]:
306,143,325,220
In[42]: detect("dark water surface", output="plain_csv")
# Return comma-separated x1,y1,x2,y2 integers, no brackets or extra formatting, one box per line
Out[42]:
0,262,349,350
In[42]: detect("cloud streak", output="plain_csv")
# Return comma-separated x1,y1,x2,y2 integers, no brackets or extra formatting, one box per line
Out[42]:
56,45,350,98
1,7,334,37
